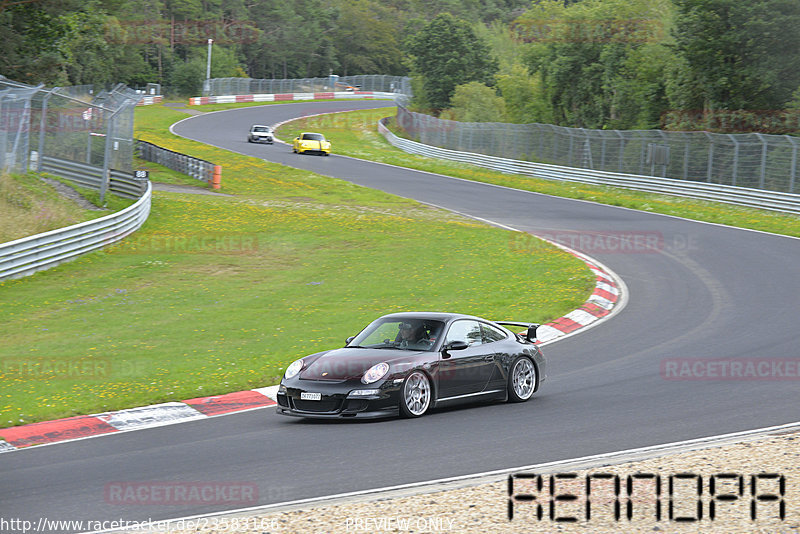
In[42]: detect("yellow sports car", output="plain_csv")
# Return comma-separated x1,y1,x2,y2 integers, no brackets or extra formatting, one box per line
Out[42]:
292,132,331,156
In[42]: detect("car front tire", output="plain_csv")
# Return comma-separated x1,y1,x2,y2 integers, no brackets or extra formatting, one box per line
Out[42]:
400,371,431,418
508,357,537,402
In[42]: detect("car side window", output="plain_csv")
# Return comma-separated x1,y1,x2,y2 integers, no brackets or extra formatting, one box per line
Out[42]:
444,320,483,346
481,323,508,343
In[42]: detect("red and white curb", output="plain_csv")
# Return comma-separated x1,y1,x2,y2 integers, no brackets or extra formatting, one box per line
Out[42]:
536,245,622,344
0,389,277,452
189,91,395,106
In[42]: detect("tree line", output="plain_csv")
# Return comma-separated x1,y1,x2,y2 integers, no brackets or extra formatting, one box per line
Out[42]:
0,0,527,93
412,0,800,133
3,0,798,132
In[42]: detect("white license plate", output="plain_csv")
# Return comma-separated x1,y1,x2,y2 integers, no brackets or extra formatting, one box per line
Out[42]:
300,392,322,401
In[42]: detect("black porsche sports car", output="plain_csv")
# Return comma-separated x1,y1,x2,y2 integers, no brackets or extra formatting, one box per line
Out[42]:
276,312,545,419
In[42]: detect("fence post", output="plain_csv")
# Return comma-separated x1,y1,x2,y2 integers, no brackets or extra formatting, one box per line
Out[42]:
15,86,38,172
100,104,126,202
535,124,544,159
552,125,560,163
682,133,690,180
728,134,739,186
100,110,113,202
600,136,607,170
787,135,798,193
0,90,6,172
756,133,767,189
638,133,646,175
37,88,58,171
567,130,575,167
705,132,714,183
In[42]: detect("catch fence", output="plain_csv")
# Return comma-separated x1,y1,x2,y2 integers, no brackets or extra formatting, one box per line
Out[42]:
0,76,141,200
395,105,799,194
204,75,410,97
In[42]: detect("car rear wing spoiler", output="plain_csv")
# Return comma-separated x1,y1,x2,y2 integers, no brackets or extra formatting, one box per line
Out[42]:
496,322,540,342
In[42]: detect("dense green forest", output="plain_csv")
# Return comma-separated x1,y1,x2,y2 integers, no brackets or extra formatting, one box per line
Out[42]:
1,0,528,90
2,0,799,131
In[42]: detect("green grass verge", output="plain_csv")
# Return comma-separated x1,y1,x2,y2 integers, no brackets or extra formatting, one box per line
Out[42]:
0,103,594,428
275,107,800,238
0,172,133,244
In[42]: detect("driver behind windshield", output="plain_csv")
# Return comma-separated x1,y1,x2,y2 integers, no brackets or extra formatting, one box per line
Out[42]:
398,322,429,348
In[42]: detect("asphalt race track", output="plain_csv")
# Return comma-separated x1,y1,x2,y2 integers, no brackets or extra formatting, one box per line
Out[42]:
2,100,799,532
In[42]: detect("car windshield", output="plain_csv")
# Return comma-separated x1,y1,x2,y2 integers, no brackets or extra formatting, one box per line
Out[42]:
253,127,270,132
348,318,444,351
302,133,324,141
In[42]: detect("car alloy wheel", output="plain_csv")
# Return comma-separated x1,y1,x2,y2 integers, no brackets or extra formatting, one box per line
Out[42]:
508,357,536,402
401,371,431,417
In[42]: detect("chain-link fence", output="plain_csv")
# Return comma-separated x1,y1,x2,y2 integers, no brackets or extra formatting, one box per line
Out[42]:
204,75,410,96
0,80,42,174
396,106,800,193
0,76,141,199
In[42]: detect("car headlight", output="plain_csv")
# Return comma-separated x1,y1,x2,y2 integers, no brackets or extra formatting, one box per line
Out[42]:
362,362,389,384
284,359,304,379
348,389,380,397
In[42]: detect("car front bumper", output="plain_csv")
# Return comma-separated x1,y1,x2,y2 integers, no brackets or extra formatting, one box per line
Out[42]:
276,380,400,419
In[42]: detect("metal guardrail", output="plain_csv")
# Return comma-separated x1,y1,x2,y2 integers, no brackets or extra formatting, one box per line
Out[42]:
136,140,218,185
378,119,800,215
40,156,147,199
0,182,152,280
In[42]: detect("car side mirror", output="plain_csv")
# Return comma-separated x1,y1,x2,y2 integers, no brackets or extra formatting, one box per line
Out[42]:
444,340,468,351
345,336,355,346
526,324,539,342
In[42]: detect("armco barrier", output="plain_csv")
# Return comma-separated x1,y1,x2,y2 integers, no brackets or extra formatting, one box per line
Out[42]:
136,140,219,187
378,119,800,215
41,156,148,200
189,91,396,105
0,182,152,280
136,95,163,106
